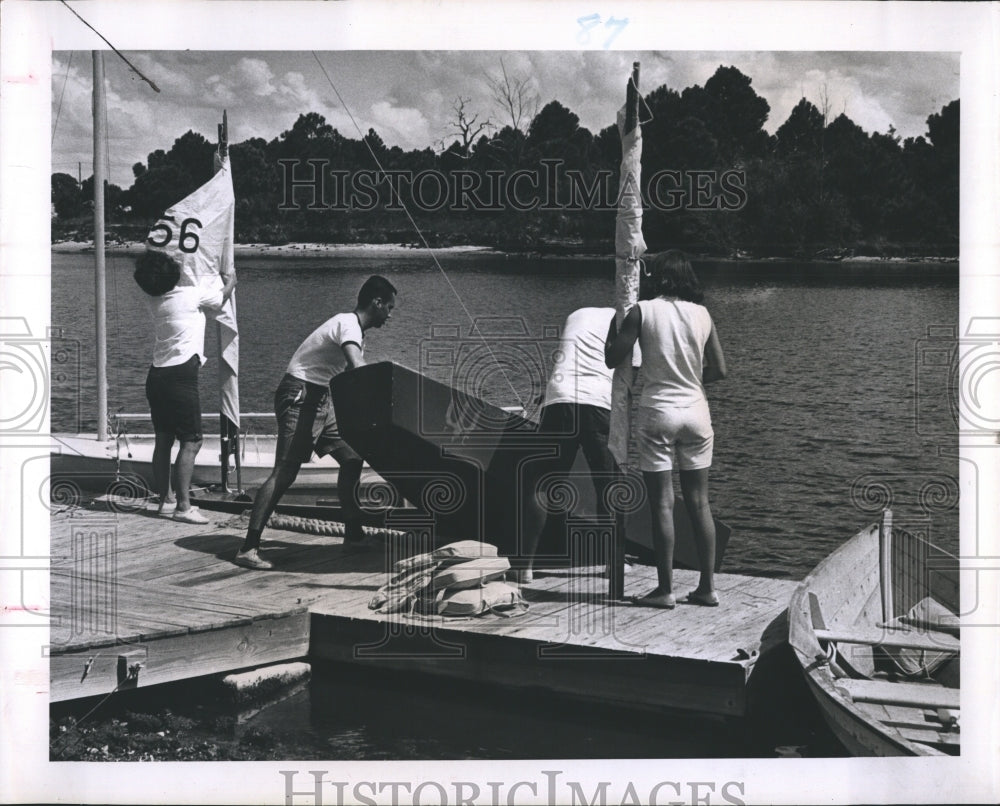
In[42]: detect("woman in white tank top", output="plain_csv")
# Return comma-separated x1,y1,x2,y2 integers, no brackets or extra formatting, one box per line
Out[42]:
605,251,727,609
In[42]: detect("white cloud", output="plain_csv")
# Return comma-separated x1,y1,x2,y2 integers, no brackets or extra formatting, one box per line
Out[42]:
205,57,277,105
234,58,278,97
277,71,324,110
369,101,432,150
51,50,959,188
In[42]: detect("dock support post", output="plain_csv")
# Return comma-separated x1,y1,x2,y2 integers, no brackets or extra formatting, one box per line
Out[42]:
116,650,144,690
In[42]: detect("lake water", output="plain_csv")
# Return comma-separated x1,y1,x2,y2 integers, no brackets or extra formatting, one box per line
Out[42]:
50,250,959,758
52,250,960,578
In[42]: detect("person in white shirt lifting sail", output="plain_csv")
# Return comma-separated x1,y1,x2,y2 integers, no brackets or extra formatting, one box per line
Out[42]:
134,249,236,524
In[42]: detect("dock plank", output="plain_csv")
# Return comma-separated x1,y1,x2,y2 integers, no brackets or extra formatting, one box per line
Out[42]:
50,610,311,702
49,507,797,716
308,613,749,716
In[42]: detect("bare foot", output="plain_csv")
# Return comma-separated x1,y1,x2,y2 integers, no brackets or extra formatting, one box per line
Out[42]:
630,588,676,609
679,589,719,607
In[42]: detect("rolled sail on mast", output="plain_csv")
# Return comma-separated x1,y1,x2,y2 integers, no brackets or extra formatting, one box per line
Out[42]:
608,62,645,467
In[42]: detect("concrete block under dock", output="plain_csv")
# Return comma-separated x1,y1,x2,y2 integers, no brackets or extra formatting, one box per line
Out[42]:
49,506,796,717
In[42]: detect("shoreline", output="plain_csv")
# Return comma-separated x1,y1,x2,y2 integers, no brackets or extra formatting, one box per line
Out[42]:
51,240,502,258
50,239,959,264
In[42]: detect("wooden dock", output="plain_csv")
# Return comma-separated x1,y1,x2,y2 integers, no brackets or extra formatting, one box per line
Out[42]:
49,503,796,717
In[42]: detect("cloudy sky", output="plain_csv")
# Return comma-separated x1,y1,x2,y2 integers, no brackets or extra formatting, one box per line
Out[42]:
51,50,959,188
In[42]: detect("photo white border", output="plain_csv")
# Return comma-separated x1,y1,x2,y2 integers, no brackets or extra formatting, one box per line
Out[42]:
2,1,998,803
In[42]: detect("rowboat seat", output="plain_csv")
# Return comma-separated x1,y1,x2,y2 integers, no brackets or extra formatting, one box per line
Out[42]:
882,595,960,637
813,627,959,653
835,678,959,711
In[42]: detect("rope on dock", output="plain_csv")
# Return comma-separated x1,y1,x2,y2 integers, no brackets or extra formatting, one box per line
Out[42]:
262,512,408,541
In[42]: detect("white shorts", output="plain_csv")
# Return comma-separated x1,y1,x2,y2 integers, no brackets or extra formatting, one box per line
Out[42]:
636,401,713,472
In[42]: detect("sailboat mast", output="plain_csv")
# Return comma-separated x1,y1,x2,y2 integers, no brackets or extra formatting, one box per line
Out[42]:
92,51,108,441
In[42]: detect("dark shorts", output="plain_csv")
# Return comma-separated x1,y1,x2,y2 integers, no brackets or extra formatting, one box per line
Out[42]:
274,373,361,466
145,354,203,442
539,402,612,442
532,402,619,511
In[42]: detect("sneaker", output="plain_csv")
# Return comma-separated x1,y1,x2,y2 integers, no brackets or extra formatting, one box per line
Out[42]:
233,549,273,570
514,568,534,584
156,502,177,518
172,506,209,525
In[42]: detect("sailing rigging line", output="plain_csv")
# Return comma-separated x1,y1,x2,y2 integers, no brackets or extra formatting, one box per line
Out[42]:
310,52,527,411
57,1,161,93
52,51,73,142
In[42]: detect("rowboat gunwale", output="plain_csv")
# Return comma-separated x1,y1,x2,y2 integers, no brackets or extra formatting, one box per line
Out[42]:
787,511,960,757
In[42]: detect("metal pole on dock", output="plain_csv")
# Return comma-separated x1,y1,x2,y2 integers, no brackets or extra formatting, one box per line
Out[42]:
93,51,108,441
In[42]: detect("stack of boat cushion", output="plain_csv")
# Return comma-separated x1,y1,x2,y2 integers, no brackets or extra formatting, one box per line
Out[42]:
369,540,527,617
430,556,510,591
432,580,525,616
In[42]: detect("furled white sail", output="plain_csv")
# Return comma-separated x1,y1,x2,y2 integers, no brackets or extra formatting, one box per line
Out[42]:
145,154,239,427
608,103,646,466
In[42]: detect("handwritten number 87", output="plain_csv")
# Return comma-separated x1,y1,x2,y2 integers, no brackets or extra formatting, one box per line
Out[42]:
147,217,202,254
577,14,629,48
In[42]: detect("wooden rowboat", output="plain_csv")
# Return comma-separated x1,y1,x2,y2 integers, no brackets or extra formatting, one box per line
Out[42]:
788,510,960,755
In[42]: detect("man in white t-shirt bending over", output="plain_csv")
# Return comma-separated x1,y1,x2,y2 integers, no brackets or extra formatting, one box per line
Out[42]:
235,275,397,570
519,306,619,581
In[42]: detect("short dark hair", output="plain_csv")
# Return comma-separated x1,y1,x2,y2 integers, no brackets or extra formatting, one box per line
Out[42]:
641,250,704,304
134,250,181,296
357,275,397,308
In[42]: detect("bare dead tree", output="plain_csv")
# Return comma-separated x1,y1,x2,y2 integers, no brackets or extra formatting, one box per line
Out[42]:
486,57,539,133
440,96,492,157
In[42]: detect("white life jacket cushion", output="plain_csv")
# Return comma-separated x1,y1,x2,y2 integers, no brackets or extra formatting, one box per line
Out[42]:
436,580,527,617
430,556,511,591
393,540,499,574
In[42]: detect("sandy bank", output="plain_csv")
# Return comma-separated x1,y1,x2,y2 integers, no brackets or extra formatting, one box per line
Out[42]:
51,240,500,258
51,240,957,264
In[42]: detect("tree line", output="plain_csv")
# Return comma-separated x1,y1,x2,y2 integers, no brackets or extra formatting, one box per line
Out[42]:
51,65,958,258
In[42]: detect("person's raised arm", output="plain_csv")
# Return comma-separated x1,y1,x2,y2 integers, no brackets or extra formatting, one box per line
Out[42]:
702,322,727,384
341,342,365,370
605,305,642,368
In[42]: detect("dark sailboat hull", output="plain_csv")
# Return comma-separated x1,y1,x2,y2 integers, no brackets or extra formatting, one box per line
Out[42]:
331,362,730,566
